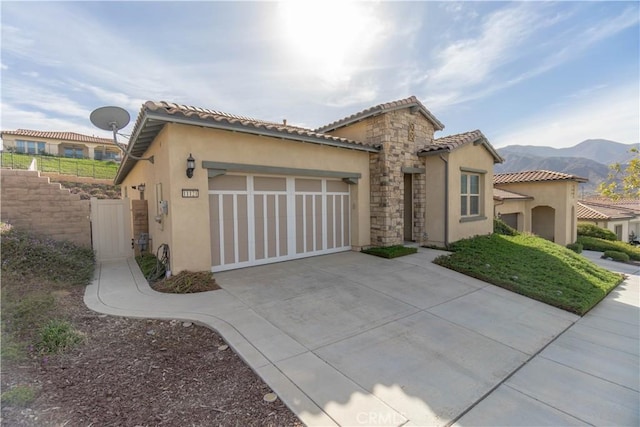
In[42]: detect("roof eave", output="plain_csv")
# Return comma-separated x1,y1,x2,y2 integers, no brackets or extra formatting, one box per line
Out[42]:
114,109,381,185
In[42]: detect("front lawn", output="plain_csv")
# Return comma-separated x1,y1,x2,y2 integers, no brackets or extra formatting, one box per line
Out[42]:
434,233,623,315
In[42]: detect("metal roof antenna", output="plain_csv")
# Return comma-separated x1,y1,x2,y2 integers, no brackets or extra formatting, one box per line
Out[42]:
90,106,154,163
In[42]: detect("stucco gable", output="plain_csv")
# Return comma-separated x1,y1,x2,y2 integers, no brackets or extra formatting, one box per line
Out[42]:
316,96,445,133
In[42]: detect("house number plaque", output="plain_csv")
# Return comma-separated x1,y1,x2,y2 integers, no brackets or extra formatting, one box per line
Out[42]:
182,189,199,198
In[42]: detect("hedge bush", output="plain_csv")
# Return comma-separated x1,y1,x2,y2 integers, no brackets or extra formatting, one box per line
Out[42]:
577,223,617,241
494,218,518,236
603,250,630,263
577,236,640,261
566,242,583,254
362,245,418,259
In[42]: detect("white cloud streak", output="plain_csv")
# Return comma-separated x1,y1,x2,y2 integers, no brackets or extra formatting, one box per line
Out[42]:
422,4,640,110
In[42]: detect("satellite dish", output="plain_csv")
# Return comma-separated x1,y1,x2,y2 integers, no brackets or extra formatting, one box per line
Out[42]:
89,106,154,163
90,106,130,131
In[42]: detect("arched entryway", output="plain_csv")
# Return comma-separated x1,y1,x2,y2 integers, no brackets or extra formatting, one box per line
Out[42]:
532,205,555,242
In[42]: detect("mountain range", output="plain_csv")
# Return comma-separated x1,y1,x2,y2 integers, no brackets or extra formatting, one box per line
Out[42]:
495,139,638,196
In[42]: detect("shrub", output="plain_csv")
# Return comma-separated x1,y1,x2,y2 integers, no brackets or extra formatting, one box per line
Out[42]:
136,253,166,282
36,320,84,354
1,227,95,286
362,245,418,259
566,242,583,254
577,236,640,261
1,385,37,407
494,218,518,236
603,250,630,262
577,223,617,241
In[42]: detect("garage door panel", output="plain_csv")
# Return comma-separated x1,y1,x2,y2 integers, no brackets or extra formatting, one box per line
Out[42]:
209,194,221,266
222,194,235,265
278,194,288,257
237,195,249,263
210,175,350,271
267,195,277,258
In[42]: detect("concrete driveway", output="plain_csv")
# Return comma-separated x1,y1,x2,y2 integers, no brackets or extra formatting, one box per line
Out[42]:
214,249,578,426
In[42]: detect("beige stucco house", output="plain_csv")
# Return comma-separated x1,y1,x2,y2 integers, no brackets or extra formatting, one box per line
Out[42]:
577,198,640,242
115,96,503,273
1,129,121,161
494,170,588,246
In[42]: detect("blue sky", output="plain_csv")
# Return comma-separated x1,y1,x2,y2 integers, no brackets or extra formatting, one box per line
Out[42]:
1,1,638,148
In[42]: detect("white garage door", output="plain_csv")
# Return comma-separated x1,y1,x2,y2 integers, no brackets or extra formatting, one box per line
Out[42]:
209,174,351,272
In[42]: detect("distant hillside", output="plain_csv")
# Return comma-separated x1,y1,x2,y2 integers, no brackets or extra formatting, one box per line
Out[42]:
499,139,636,164
496,139,638,196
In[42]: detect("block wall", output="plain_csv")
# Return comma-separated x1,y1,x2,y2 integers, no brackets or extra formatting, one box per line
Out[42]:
1,169,91,247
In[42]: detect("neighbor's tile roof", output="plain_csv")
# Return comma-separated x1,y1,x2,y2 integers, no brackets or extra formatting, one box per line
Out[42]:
115,101,381,184
577,201,637,220
316,96,445,133
580,197,640,214
417,129,504,163
494,170,588,184
1,129,114,145
493,188,534,201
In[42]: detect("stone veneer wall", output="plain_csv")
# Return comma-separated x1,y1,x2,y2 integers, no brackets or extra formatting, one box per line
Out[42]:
367,109,436,246
1,169,91,247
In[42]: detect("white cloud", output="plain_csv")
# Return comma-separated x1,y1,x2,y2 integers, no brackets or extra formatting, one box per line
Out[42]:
423,4,639,110
0,102,101,136
493,81,640,148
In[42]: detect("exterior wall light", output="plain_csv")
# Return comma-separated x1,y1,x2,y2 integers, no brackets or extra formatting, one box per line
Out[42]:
137,183,146,192
186,153,195,178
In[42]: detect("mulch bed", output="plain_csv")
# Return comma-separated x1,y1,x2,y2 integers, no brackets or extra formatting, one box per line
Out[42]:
1,286,302,427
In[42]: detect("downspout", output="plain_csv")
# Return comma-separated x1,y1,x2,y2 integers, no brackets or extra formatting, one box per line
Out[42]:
439,154,449,248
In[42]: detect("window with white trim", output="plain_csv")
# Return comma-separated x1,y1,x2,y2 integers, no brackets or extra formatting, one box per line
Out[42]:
461,173,481,217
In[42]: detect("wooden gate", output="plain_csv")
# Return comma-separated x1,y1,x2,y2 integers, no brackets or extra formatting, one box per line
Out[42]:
90,198,133,261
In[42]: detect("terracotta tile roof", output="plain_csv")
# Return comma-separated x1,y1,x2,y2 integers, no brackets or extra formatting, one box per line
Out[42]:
1,129,114,145
115,101,381,184
494,170,588,184
577,201,637,220
143,101,378,151
316,96,445,133
417,129,503,163
580,197,640,214
493,188,534,201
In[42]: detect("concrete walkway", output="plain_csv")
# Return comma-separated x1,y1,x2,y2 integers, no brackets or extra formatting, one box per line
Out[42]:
85,249,639,426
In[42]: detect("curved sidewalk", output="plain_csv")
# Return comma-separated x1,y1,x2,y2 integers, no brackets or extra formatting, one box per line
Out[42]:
85,251,639,426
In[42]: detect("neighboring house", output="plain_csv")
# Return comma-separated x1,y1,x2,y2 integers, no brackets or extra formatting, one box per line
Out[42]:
577,197,640,242
494,170,588,246
1,129,121,161
115,96,503,273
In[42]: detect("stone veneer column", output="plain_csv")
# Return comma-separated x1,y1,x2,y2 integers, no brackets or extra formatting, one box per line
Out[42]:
367,109,435,247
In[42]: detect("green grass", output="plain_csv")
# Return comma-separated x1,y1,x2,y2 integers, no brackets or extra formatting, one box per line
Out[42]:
362,245,418,259
577,236,640,261
1,152,118,180
36,320,85,354
434,233,623,315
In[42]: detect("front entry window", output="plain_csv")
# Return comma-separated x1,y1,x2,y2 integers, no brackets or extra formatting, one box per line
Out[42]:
461,173,480,217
